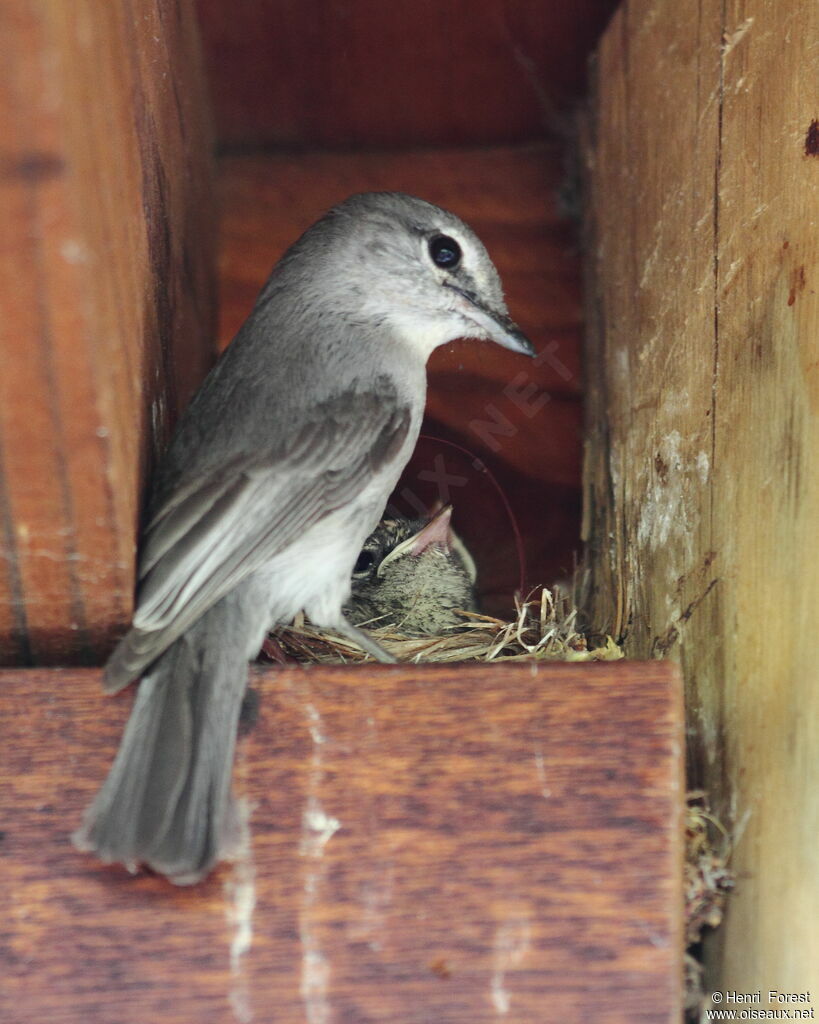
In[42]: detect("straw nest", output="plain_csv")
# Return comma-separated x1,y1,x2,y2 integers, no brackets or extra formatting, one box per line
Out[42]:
270,586,623,665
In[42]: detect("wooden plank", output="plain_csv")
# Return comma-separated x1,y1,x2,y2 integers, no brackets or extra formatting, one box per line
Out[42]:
195,0,621,149
0,662,683,1023
217,147,584,611
0,0,216,665
583,0,819,993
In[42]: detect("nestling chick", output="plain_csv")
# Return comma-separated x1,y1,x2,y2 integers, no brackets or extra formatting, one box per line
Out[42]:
345,505,478,634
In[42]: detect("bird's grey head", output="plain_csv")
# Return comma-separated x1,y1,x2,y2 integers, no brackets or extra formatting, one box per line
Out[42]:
280,192,534,360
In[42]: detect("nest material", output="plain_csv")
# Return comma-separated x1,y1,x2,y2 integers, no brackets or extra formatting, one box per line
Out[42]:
272,587,623,665
684,791,735,1016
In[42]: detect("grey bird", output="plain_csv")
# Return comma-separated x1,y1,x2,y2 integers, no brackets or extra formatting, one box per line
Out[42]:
345,505,479,634
73,191,534,884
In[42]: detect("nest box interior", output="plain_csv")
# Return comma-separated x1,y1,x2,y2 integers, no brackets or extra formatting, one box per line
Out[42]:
18,0,819,1017
5,0,679,974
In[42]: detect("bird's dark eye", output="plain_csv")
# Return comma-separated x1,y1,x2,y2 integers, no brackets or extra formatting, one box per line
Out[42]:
353,550,376,575
429,234,461,270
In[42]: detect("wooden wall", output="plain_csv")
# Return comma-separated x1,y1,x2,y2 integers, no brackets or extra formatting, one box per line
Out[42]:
0,0,216,665
582,0,819,993
195,0,619,149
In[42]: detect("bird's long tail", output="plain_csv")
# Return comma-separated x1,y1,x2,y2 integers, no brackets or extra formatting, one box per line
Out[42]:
73,586,267,885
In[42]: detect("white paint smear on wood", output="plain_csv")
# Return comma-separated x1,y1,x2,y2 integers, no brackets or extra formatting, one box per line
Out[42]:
490,918,532,1015
223,797,257,1024
299,703,341,1024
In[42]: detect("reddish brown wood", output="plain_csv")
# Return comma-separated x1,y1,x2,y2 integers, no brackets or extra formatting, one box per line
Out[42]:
0,0,216,665
216,148,584,611
1,661,683,1023
195,0,620,149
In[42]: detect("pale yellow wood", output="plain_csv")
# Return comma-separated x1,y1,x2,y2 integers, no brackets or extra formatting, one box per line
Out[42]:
584,0,819,994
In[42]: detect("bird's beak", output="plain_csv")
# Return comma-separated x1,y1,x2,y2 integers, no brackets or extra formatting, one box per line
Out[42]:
446,284,535,357
376,505,453,577
407,504,453,554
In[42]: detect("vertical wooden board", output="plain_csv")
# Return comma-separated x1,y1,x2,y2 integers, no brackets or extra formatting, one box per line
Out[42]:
711,0,819,990
0,0,216,664
0,663,683,1023
582,0,722,660
584,0,819,996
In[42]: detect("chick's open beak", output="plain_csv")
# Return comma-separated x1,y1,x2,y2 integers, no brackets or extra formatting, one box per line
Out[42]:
446,283,535,357
376,505,453,578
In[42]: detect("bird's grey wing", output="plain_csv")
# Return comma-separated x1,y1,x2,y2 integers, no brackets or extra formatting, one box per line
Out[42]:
105,393,412,691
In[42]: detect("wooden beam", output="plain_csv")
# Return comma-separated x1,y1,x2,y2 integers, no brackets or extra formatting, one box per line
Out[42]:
1,662,683,1022
582,0,819,992
0,0,216,665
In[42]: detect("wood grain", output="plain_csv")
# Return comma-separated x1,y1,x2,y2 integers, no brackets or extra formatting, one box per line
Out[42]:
0,0,216,665
0,661,683,1023
582,0,819,992
195,0,620,149
216,148,584,612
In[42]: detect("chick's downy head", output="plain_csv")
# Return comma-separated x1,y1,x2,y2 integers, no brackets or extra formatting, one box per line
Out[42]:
345,506,478,635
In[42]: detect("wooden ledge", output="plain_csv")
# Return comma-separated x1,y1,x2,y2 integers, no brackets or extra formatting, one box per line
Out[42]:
1,661,683,1023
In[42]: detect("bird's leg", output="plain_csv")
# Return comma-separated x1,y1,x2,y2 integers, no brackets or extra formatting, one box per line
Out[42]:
335,616,398,664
